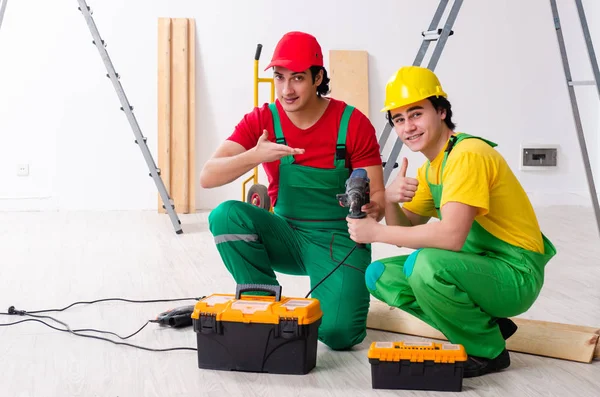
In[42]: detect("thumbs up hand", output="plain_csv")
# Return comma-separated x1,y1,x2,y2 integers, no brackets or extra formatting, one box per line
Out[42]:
385,157,419,203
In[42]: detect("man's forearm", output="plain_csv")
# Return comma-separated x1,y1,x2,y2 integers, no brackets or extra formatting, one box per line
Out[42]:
374,221,464,251
371,190,386,221
200,150,261,188
385,202,412,227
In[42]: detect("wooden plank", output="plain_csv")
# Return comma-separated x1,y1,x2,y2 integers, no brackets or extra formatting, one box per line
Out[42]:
367,300,599,363
329,50,369,118
157,18,172,213
171,18,190,214
187,19,196,213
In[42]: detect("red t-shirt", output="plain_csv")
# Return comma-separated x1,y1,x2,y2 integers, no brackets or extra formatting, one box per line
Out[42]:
227,98,382,206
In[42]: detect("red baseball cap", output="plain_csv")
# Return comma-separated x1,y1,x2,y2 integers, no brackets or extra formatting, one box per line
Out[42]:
264,31,324,72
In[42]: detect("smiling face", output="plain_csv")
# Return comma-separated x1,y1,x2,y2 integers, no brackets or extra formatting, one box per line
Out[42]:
273,66,322,113
389,98,451,160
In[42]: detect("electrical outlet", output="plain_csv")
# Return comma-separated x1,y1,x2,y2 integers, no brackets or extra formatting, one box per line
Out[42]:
17,164,29,176
520,144,558,171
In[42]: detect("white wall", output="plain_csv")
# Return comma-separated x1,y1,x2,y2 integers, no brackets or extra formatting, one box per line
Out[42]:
0,0,599,211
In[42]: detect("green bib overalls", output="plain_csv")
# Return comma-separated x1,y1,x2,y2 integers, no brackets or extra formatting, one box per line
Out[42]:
209,103,372,350
365,133,556,359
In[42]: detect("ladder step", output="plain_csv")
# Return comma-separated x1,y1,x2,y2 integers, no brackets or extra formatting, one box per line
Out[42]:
120,106,134,111
135,137,147,144
568,80,595,86
92,40,106,47
422,28,454,41
106,73,120,80
149,168,161,177
77,6,92,14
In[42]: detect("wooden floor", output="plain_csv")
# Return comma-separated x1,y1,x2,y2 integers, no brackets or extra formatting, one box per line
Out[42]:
1,206,599,397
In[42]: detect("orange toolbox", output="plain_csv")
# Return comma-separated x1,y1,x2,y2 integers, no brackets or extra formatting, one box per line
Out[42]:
191,284,322,374
368,341,468,391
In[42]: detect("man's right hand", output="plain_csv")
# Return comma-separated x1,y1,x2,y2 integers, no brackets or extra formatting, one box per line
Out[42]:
385,157,419,203
251,130,304,163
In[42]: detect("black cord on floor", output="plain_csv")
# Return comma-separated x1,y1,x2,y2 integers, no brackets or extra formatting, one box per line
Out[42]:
1,245,366,352
22,296,202,314
0,316,196,352
1,297,202,352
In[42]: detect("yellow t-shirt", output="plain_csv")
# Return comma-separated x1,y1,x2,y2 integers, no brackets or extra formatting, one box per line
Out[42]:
402,133,544,253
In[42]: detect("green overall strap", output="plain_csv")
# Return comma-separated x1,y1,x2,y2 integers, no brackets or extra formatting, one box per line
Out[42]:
335,105,354,169
426,133,498,184
268,103,293,165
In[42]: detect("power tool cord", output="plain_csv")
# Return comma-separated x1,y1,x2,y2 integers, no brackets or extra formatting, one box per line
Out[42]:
22,296,203,314
1,244,364,352
304,244,363,298
1,297,200,352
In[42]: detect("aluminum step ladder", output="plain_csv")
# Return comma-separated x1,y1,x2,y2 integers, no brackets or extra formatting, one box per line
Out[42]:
77,0,183,234
379,0,463,184
550,0,600,236
0,0,8,33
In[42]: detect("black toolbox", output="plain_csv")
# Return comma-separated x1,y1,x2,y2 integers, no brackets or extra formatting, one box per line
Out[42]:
368,341,468,392
191,284,322,374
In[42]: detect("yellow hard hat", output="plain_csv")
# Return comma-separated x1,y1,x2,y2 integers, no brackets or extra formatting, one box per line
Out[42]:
381,66,447,112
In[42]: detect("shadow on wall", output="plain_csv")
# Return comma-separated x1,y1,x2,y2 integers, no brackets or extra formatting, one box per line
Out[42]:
193,26,219,212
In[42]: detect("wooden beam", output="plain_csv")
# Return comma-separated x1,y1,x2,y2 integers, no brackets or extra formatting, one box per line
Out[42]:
157,18,196,214
157,18,171,214
171,18,190,214
187,19,196,214
329,50,369,118
367,301,600,363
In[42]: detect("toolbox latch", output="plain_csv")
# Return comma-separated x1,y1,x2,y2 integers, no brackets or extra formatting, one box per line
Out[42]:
198,314,221,334
279,318,301,339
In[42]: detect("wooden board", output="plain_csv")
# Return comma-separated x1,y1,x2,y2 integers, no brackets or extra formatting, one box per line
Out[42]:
157,17,196,214
367,300,600,363
329,50,369,118
187,19,196,213
157,18,171,213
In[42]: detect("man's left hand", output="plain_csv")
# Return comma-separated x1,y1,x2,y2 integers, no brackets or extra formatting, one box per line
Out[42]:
347,216,382,244
361,202,382,220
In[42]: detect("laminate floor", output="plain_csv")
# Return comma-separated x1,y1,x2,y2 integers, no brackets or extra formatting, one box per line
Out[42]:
1,206,599,397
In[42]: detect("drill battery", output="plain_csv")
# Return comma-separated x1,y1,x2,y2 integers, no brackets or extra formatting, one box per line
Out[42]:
368,341,468,392
191,284,322,375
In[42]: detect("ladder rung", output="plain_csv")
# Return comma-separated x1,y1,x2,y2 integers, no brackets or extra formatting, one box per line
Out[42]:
421,28,454,41
135,137,147,144
77,6,92,15
568,80,595,86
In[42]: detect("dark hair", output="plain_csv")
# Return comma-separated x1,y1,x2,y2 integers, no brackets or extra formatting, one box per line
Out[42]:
428,96,455,130
386,95,456,130
309,66,330,97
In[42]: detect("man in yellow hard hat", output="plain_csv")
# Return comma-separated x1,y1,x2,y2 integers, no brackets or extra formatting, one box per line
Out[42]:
347,66,557,377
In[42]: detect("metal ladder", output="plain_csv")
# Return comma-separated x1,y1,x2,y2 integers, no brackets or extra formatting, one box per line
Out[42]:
550,0,600,236
379,0,463,184
77,0,183,234
0,0,8,33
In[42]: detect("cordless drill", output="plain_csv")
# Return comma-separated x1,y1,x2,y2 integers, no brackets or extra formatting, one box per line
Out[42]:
337,168,370,248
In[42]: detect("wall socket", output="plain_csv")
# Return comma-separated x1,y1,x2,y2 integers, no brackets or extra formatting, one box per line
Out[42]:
17,164,30,176
520,144,558,171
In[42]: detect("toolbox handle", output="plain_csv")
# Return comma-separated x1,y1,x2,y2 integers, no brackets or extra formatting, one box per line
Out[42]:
235,284,282,301
255,44,263,60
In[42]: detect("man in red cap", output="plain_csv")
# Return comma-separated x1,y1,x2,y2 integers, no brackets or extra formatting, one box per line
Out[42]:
200,31,385,350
